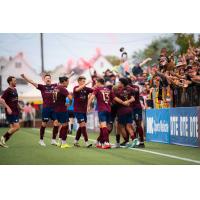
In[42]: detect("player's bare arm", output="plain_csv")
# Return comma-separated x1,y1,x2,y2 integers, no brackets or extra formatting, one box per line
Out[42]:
113,96,128,106
0,97,12,114
139,57,152,67
87,94,95,112
18,103,24,112
123,96,135,106
20,74,38,88
75,81,91,92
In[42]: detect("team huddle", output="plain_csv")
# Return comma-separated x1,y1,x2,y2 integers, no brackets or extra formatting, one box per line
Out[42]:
0,73,145,149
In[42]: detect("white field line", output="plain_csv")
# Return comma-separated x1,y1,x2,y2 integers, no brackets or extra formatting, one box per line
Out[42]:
32,129,200,164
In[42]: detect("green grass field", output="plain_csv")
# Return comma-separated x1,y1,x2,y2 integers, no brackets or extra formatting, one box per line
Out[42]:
0,128,200,165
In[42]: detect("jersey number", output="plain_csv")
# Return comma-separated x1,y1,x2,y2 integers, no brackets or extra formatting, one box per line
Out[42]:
101,91,110,104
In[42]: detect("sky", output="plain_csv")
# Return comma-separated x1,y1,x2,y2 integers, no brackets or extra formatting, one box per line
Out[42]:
0,33,171,73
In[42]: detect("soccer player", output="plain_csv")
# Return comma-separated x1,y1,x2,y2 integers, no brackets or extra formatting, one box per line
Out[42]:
21,74,59,146
131,83,145,148
73,76,93,148
0,76,21,148
87,78,128,149
114,78,139,148
53,76,72,148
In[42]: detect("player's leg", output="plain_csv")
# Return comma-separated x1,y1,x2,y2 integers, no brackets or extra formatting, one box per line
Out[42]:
100,112,111,149
59,112,70,148
74,113,82,147
135,117,145,148
124,113,138,148
0,115,20,148
51,119,59,146
50,109,59,145
133,108,145,148
39,107,50,146
117,115,129,146
117,123,128,146
80,114,92,148
39,121,47,146
1,123,20,148
95,112,104,147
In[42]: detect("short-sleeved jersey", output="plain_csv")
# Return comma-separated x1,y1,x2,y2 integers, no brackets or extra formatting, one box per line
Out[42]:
114,86,133,116
37,84,57,108
1,87,19,115
53,85,69,112
93,86,115,112
73,86,93,113
131,85,142,109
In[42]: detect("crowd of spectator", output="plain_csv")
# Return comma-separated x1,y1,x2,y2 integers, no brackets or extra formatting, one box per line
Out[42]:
93,45,200,109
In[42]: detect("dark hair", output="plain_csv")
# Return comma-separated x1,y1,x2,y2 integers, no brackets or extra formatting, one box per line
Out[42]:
119,78,129,86
126,78,132,85
44,74,51,78
96,78,105,85
7,76,15,84
59,76,68,83
78,76,86,82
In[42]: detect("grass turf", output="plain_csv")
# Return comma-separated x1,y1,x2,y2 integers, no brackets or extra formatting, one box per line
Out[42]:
0,128,200,165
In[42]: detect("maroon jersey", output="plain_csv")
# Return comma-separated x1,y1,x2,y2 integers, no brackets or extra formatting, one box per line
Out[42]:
131,85,142,109
73,86,93,113
37,84,57,108
53,85,69,112
114,86,133,116
93,86,115,112
1,87,19,115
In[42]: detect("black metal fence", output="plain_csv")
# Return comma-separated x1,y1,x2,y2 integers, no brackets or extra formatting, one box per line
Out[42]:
172,84,200,107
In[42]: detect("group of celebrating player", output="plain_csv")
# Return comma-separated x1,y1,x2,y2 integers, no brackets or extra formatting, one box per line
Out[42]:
0,73,144,149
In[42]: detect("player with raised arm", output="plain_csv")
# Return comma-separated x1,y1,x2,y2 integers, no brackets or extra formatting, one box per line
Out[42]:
0,76,21,148
73,76,93,148
87,78,129,149
53,76,72,148
21,74,59,146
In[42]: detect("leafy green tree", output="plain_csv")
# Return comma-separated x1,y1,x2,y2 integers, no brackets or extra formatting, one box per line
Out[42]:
174,33,195,53
132,36,175,64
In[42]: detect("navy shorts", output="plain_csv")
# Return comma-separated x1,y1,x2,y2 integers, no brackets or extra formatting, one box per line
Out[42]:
98,111,111,123
42,107,56,122
6,115,19,124
110,104,118,123
118,113,133,125
132,108,143,121
68,110,75,118
55,112,69,124
75,112,87,123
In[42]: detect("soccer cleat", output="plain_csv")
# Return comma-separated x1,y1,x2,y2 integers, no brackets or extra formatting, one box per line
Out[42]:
120,141,128,147
127,138,139,148
0,137,8,148
74,143,81,147
96,143,102,149
61,143,71,148
51,140,58,146
135,143,145,148
57,140,62,147
39,140,46,147
86,144,92,148
102,143,111,149
111,143,120,148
